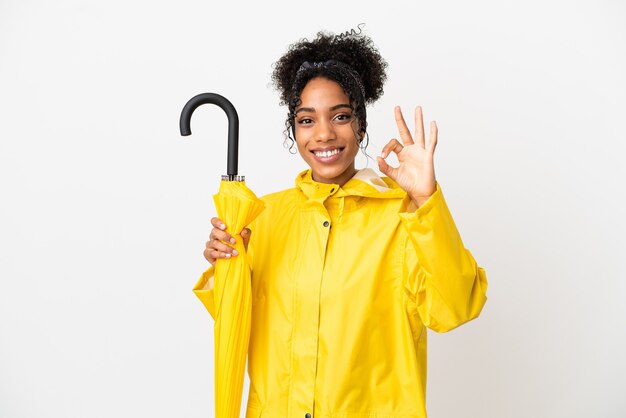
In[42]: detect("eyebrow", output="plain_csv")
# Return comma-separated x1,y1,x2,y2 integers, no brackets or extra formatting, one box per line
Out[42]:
294,103,352,115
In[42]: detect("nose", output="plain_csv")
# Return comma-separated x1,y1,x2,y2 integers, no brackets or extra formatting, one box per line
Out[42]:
315,119,335,142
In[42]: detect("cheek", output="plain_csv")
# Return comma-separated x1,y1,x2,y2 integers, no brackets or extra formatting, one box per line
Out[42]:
348,142,360,160
294,136,308,156
293,127,309,149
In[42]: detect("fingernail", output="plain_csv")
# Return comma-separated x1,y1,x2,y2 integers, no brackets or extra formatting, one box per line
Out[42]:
230,237,236,244
242,229,248,235
381,151,387,158
232,249,239,256
219,223,226,230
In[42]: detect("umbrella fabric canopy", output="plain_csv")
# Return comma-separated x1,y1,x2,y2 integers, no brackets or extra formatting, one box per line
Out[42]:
212,179,265,418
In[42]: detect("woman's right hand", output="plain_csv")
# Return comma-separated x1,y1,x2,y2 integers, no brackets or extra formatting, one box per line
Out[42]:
204,217,252,266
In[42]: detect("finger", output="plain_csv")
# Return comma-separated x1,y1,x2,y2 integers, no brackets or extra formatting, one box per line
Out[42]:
376,156,398,180
210,239,239,256
394,106,414,146
208,248,234,260
415,106,425,148
380,138,404,159
210,217,226,231
204,249,216,266
428,121,438,153
210,227,236,245
203,248,216,265
241,228,252,250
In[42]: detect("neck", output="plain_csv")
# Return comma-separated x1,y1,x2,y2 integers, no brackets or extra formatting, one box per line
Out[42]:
311,167,358,187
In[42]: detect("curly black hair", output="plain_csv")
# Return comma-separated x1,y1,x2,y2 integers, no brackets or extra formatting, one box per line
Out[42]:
271,25,388,152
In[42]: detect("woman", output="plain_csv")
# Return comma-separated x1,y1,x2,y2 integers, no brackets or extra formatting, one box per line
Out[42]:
193,29,488,418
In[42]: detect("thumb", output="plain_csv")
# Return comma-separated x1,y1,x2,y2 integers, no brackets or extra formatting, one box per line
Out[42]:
241,228,252,250
377,156,396,179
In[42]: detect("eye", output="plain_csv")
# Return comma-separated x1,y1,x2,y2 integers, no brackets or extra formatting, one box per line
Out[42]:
297,117,313,125
334,113,353,123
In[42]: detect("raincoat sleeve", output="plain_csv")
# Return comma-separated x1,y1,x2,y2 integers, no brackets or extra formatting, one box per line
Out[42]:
192,232,256,321
399,182,488,333
193,266,217,320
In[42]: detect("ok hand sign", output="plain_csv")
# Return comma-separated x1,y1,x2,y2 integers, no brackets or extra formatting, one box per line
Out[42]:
376,106,438,207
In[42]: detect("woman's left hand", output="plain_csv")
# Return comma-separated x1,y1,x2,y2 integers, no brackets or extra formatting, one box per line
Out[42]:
377,105,437,208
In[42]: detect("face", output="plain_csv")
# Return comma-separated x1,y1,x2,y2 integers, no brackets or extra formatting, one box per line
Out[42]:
294,77,362,186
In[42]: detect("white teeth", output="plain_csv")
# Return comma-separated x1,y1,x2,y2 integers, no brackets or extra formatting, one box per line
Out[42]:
315,149,340,158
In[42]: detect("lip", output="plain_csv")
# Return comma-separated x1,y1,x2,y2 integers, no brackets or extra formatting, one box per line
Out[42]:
310,147,344,163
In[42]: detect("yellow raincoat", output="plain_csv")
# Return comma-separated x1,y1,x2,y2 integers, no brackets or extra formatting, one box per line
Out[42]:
193,168,488,418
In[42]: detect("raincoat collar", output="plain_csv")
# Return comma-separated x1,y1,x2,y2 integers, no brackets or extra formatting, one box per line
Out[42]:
295,168,407,201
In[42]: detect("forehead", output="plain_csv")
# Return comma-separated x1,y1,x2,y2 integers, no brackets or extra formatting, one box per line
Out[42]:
298,77,350,107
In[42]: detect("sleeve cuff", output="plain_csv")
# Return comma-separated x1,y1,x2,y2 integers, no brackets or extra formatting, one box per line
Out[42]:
399,181,442,221
192,266,216,320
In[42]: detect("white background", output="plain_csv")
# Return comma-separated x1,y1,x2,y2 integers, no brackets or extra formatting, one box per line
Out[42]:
1,0,625,417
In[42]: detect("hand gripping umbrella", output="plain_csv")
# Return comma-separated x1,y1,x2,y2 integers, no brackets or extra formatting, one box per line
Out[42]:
180,93,265,418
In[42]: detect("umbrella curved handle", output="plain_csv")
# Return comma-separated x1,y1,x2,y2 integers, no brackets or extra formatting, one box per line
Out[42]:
179,93,239,177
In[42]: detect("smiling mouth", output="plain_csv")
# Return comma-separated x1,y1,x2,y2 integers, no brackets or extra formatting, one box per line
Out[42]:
312,148,344,158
